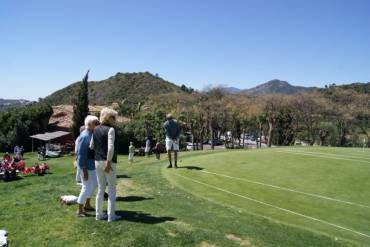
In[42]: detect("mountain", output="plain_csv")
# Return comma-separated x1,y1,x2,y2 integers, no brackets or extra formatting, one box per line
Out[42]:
43,72,185,105
221,87,242,94
0,98,31,111
242,79,316,95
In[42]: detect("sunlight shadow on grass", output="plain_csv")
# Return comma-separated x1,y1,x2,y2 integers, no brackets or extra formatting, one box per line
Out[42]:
2,176,24,182
116,210,175,224
177,166,204,170
116,196,154,202
117,174,131,179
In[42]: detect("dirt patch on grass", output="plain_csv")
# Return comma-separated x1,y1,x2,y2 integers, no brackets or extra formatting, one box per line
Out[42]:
167,230,177,237
167,220,194,231
116,178,152,196
226,234,255,247
197,241,216,247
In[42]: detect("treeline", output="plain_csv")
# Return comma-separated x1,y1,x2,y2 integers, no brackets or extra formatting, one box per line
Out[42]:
115,85,370,150
0,103,53,151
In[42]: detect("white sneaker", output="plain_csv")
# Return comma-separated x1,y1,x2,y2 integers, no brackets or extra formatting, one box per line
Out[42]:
96,214,108,221
108,215,122,222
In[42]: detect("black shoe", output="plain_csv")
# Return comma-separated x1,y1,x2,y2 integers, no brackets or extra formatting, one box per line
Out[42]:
167,164,173,168
84,206,95,211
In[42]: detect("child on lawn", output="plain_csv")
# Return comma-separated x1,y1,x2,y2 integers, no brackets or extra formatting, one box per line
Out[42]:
128,142,135,164
155,141,161,160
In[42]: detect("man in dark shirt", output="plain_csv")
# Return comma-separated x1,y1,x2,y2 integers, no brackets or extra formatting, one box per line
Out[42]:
163,114,180,168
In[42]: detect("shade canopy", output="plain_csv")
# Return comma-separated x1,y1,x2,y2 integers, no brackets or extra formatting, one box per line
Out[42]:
30,131,71,142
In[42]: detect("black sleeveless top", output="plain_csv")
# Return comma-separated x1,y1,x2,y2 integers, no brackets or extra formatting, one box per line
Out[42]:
92,124,118,163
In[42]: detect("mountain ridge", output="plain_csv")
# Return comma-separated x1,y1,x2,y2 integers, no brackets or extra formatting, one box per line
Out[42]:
241,79,317,95
220,79,316,95
43,72,370,106
0,98,31,111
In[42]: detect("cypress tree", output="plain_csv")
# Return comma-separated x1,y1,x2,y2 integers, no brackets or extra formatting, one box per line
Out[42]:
72,70,90,139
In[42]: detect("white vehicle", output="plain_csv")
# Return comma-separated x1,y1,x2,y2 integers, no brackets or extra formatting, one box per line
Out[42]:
186,142,202,151
0,230,8,247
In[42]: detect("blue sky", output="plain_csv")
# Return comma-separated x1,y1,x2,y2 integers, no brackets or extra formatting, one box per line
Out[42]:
1,0,370,100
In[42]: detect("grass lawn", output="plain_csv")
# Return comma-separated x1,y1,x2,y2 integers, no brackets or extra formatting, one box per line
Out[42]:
1,147,369,246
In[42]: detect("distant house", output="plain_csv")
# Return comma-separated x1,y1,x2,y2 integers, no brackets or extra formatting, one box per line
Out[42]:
48,105,128,150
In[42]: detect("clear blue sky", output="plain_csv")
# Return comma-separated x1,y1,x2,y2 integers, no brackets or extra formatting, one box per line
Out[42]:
1,0,370,100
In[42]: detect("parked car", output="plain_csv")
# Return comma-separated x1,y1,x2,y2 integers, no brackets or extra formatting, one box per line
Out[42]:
45,143,62,158
186,142,202,150
208,139,223,146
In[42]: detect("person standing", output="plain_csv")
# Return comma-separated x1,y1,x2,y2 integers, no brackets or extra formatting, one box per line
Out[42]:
155,140,161,160
13,145,20,157
74,126,85,185
90,108,121,222
20,146,24,156
76,116,99,217
128,142,135,164
164,114,180,168
145,137,150,157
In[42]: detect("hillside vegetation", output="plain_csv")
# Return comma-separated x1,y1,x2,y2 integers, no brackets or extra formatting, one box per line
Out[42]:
43,72,185,105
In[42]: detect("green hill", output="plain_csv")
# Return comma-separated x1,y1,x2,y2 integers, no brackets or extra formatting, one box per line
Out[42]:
43,72,184,105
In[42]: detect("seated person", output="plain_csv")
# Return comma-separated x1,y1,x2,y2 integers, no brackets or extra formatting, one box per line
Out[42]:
3,152,13,164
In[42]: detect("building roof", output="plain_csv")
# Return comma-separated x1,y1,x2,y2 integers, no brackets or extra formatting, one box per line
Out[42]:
49,105,128,129
30,131,71,141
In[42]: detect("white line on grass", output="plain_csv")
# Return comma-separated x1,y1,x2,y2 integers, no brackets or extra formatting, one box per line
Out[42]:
173,173,370,239
304,147,370,155
199,170,370,209
276,150,370,164
284,149,370,161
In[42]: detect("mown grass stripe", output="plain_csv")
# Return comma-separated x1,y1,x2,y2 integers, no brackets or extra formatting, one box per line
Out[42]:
173,173,370,239
199,170,370,209
276,150,370,164
284,149,370,161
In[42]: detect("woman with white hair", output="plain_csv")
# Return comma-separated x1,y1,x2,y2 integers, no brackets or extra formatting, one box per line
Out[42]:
90,108,121,222
76,115,99,217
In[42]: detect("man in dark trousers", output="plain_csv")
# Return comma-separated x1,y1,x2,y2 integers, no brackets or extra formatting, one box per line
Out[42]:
164,114,180,168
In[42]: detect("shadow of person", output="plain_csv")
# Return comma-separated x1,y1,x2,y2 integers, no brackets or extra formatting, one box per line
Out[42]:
115,210,175,224
116,196,154,202
3,176,23,182
116,174,131,179
177,166,204,170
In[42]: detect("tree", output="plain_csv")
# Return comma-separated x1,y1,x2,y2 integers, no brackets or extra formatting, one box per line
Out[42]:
202,89,228,149
118,99,142,118
72,71,90,139
263,95,284,147
0,103,53,152
291,92,326,145
351,94,370,146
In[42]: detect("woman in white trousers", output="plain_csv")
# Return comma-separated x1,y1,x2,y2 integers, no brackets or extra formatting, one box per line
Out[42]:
90,108,121,222
76,116,99,217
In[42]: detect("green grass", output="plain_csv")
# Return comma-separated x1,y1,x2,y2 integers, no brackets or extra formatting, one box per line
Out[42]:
1,147,369,246
164,147,370,246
